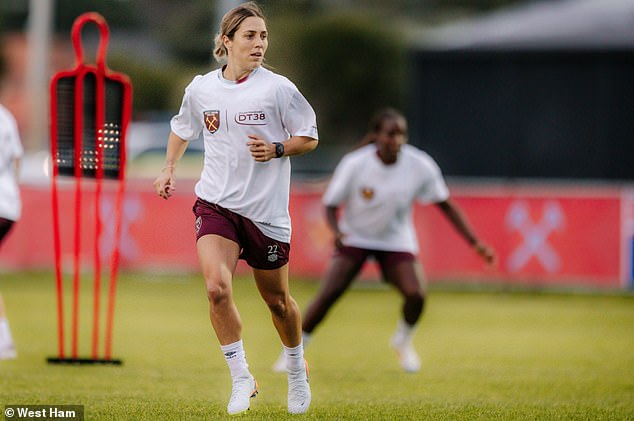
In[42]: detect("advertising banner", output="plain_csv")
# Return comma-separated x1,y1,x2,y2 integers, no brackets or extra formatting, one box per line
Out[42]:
1,181,630,289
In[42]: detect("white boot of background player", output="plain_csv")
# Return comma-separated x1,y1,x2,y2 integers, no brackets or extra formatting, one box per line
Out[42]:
272,332,311,373
390,319,421,373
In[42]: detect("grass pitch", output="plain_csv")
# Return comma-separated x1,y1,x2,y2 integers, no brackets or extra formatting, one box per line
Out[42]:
0,271,633,420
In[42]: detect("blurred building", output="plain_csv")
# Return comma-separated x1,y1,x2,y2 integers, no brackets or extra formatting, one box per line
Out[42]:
408,0,634,180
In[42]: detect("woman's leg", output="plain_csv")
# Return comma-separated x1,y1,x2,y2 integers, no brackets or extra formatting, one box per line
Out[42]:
253,265,311,414
301,254,364,334
380,257,425,372
271,253,362,373
197,234,256,415
380,259,425,326
197,234,241,344
253,264,302,347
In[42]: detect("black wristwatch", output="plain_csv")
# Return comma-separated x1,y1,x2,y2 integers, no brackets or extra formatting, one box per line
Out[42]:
273,142,285,158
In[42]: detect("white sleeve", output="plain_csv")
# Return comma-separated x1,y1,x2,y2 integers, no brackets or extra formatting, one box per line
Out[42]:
7,113,23,159
416,155,450,204
170,77,203,141
278,85,318,140
322,155,354,207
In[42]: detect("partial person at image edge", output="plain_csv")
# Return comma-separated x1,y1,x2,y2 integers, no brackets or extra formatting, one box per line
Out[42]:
0,102,23,360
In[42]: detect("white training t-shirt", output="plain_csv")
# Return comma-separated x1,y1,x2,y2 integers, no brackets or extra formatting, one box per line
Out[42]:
171,66,318,242
0,105,23,222
323,143,449,253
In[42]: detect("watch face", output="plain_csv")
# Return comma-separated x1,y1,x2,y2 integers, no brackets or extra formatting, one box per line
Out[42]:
276,142,284,157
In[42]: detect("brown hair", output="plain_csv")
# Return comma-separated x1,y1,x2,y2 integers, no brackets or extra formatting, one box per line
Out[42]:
213,2,266,63
355,107,406,149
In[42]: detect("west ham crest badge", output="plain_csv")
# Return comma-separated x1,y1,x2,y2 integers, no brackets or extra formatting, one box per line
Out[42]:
204,110,220,134
361,187,375,200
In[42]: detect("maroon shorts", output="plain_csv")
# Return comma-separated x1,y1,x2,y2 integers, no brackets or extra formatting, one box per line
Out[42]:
336,246,415,268
192,198,290,270
0,217,16,247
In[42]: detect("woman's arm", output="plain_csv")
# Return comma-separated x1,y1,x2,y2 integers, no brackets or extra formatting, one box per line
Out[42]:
324,205,345,249
153,131,190,199
247,135,318,162
436,199,497,265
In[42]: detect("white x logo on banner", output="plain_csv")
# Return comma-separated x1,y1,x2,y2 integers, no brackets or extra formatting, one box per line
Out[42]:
100,195,141,262
505,200,565,273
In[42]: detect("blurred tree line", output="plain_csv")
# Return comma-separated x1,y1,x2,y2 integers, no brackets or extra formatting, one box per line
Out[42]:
1,0,523,147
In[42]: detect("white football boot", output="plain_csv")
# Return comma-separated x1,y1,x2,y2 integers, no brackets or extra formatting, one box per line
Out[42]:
227,374,258,415
287,360,311,414
390,335,421,373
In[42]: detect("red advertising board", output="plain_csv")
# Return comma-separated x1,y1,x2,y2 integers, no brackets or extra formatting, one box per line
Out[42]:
1,180,631,290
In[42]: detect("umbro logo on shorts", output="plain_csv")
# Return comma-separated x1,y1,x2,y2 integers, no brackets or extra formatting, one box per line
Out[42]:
195,216,202,234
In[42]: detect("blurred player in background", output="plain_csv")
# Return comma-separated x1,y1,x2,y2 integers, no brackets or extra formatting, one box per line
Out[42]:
153,1,317,415
274,107,495,373
0,102,23,360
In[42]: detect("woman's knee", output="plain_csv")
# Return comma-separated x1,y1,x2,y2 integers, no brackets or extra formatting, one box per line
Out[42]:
205,279,231,306
264,293,291,319
403,289,425,307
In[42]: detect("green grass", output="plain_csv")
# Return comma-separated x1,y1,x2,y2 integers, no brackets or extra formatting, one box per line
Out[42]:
1,272,633,420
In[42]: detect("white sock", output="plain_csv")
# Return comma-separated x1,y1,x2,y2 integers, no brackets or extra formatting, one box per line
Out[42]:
392,319,416,345
0,318,14,348
283,342,305,372
220,339,250,378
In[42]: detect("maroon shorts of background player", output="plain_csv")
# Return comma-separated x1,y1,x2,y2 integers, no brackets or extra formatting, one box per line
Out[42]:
192,198,290,270
336,245,415,273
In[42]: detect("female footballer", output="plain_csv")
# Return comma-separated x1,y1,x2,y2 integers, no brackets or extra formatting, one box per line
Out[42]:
0,103,22,360
153,2,317,415
274,107,495,373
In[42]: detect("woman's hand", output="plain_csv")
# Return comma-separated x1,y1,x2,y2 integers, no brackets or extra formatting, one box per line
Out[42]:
247,135,276,162
474,241,497,266
333,231,345,249
153,166,176,199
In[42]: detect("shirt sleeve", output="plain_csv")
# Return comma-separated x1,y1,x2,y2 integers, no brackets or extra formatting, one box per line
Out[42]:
322,155,354,207
170,77,203,141
7,114,23,159
0,108,23,160
416,154,450,204
278,84,318,140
